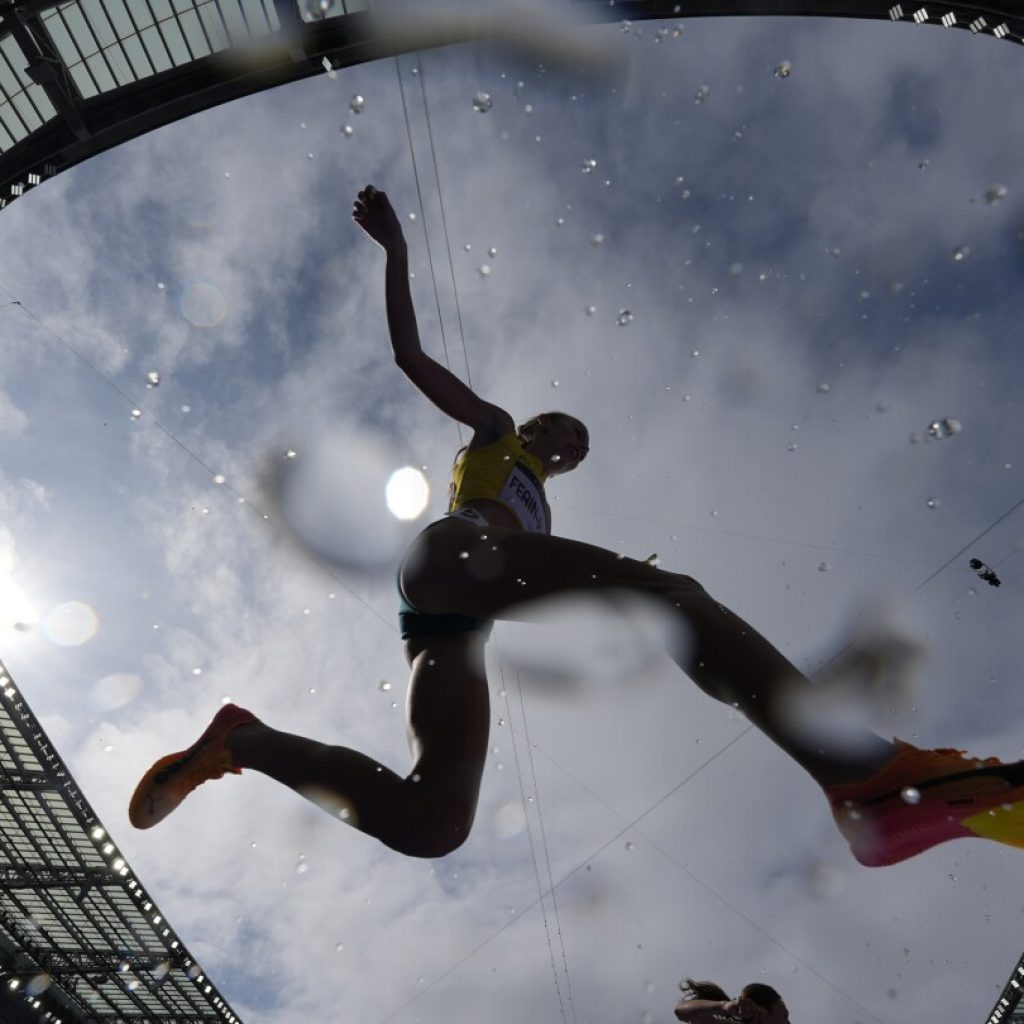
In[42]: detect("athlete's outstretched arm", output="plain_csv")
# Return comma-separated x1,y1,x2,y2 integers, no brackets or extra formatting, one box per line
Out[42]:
675,997,764,1023
353,184,512,435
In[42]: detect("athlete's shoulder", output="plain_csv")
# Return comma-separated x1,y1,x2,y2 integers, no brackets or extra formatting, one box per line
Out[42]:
467,410,517,451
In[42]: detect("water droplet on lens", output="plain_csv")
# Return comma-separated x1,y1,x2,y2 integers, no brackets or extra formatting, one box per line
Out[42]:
816,381,830,394
926,417,962,440
146,371,161,388
378,680,391,691
985,185,1008,206
818,562,830,572
786,443,797,452
341,124,354,137
900,786,921,804
774,60,792,78
479,264,491,277
590,233,605,246
581,158,597,174
926,497,940,510
694,85,710,104
130,408,142,420
472,92,492,113
585,305,597,316
617,309,633,326
625,840,634,850
349,94,364,114
487,247,497,258
952,245,970,262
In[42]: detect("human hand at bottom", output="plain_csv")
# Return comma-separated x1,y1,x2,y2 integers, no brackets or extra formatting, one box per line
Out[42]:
722,997,769,1023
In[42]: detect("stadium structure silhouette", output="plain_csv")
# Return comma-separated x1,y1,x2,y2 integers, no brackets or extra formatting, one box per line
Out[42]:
0,657,242,1023
1,0,1024,210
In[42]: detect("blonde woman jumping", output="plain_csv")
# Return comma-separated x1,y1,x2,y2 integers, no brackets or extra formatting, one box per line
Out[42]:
130,185,1024,868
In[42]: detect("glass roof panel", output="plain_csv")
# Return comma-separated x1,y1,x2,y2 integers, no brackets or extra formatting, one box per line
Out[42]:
155,15,194,65
58,4,101,60
197,1,231,50
121,0,155,32
97,43,135,87
0,36,56,153
84,51,118,92
176,8,213,59
218,0,253,43
80,0,120,49
119,31,156,77
32,0,250,96
139,23,173,72
238,0,271,35
9,92,43,133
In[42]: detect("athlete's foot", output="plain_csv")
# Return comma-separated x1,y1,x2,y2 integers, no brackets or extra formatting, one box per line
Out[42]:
826,740,1024,866
129,704,258,829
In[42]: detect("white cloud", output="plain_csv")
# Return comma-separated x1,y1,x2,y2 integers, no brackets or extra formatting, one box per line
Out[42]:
2,12,1024,1024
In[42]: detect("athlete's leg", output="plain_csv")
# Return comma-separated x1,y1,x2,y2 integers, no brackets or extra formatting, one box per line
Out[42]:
400,519,895,788
225,632,487,858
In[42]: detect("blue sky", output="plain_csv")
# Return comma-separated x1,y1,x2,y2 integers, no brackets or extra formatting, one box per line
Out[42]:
2,8,1024,1023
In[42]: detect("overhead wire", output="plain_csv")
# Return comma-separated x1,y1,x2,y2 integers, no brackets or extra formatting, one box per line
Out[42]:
511,664,579,1023
393,55,466,449
495,656,573,1024
395,49,578,1022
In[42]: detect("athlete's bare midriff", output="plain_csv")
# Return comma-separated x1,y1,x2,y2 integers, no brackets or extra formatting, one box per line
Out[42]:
457,497,524,531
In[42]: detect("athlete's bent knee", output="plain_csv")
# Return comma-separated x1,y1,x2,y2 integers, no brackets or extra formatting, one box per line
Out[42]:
391,818,471,859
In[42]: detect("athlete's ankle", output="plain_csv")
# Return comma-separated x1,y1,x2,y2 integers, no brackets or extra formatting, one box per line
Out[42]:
224,721,265,762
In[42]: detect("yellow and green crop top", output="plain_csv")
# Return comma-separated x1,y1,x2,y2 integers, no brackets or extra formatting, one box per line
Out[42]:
449,432,551,534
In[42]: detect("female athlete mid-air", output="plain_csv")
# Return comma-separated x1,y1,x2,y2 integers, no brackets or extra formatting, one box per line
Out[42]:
130,185,1024,867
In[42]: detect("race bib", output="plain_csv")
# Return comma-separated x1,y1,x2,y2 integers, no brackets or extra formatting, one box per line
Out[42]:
499,461,550,534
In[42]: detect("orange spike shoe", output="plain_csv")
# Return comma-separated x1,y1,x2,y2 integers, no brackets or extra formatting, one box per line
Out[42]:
827,740,1024,866
129,703,257,829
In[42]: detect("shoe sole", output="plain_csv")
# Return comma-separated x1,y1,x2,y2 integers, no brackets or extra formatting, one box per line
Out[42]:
836,761,1024,866
128,705,253,829
129,747,204,830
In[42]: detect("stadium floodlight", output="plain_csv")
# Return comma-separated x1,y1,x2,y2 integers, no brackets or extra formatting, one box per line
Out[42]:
2,0,1024,211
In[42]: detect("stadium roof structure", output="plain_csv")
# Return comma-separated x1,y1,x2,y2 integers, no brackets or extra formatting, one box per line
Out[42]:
1,0,1024,211
0,654,243,1024
985,953,1024,1024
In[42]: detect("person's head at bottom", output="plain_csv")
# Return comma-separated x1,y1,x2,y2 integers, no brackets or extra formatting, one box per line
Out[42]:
738,983,789,1023
675,978,789,1023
